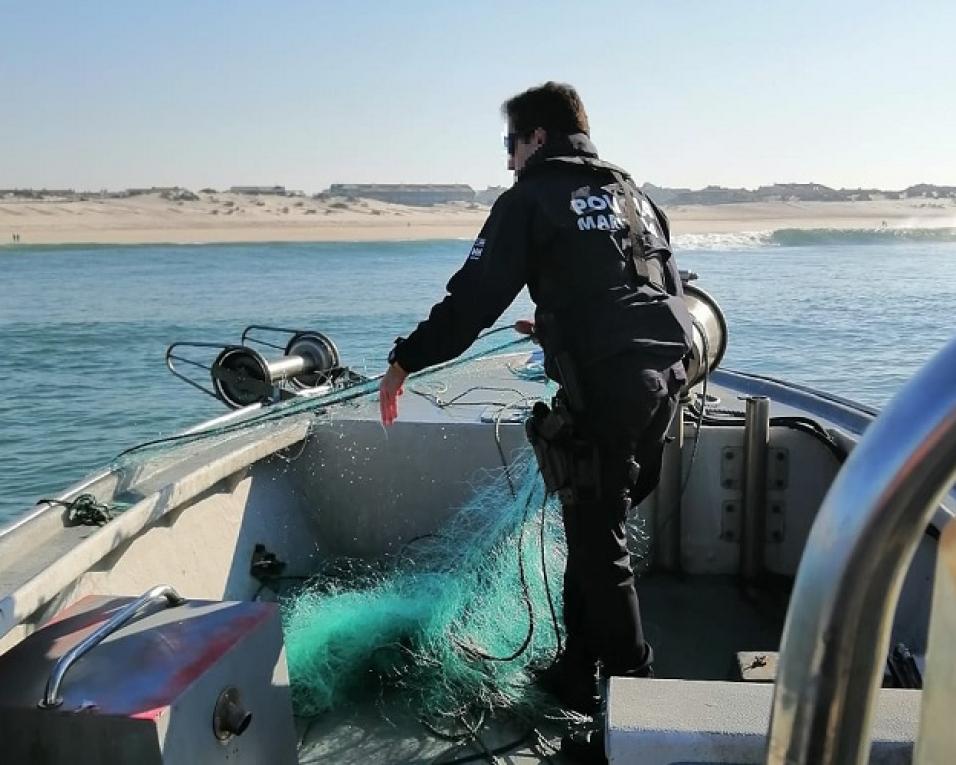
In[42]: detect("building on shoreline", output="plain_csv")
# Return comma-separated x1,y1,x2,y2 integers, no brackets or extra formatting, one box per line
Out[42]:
324,184,476,206
642,182,956,205
125,187,182,196
229,186,289,195
0,188,76,199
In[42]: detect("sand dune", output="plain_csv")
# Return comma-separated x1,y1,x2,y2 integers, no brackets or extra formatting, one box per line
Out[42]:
1,192,954,246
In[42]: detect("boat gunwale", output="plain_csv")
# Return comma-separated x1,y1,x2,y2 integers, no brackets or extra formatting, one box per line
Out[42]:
2,354,951,643
0,415,311,641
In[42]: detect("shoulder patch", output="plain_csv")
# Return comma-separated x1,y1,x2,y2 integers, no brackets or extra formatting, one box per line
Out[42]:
468,237,486,261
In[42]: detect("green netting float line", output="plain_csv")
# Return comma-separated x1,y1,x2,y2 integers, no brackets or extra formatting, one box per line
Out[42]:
281,451,568,721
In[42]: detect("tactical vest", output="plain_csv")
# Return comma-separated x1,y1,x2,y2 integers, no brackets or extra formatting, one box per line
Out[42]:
520,152,688,374
543,155,671,294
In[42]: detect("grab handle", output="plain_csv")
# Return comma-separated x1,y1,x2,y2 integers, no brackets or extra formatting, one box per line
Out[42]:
39,585,185,709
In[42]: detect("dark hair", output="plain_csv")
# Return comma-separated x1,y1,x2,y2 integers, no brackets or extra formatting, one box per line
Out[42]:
502,82,590,138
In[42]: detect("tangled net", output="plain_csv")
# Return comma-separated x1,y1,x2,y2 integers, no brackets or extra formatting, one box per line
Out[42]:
281,451,568,723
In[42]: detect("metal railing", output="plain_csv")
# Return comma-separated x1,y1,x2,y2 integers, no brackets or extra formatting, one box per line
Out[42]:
38,585,184,709
916,513,956,761
766,336,956,765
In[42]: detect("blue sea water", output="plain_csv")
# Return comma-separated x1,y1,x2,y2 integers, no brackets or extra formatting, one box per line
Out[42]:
1,232,954,524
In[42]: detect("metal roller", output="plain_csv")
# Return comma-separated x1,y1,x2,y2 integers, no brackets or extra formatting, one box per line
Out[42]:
211,331,340,409
682,282,728,388
283,331,341,390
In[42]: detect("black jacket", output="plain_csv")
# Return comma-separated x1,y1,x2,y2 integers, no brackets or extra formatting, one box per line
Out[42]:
391,134,693,377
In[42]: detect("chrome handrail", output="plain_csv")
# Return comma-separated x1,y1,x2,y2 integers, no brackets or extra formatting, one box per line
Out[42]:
767,335,956,765
38,585,185,709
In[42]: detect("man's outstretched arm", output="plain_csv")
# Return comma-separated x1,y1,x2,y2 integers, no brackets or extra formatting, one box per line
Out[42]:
379,189,531,425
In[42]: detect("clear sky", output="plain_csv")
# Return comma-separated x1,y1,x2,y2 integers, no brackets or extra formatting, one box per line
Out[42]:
1,1,953,193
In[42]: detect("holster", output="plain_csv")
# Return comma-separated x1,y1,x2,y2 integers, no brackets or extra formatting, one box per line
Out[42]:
525,396,601,505
527,313,605,504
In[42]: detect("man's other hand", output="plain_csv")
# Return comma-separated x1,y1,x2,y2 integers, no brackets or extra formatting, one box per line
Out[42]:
379,362,408,426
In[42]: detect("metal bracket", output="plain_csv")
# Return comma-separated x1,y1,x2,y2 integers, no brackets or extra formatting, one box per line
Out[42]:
721,446,743,491
768,447,790,491
721,499,741,542
250,543,287,582
767,500,786,543
722,445,789,491
767,447,789,542
722,445,789,542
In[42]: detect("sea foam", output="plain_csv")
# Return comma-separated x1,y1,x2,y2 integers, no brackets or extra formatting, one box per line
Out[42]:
674,227,956,251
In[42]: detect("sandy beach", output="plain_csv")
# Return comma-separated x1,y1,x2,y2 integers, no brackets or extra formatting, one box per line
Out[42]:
2,193,954,246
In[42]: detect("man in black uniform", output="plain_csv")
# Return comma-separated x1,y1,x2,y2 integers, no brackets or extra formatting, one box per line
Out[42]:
379,82,692,712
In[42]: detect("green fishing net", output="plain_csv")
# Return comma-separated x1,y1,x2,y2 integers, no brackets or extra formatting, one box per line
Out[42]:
281,451,567,721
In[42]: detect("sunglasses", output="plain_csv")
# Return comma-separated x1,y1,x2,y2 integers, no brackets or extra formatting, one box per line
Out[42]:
503,132,517,156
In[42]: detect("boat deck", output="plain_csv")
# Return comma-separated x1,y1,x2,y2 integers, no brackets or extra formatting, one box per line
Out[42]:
295,573,791,764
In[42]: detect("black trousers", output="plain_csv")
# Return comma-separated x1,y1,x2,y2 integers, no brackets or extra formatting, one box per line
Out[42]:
560,354,680,676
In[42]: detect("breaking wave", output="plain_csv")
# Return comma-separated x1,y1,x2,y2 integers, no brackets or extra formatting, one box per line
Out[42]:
673,231,773,250
673,227,956,251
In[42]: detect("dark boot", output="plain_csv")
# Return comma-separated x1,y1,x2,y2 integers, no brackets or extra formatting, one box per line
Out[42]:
560,728,607,763
604,643,655,680
555,649,656,762
535,654,600,715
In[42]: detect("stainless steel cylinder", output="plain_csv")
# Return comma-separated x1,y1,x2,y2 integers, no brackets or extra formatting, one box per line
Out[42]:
285,331,341,389
682,284,728,389
266,354,311,381
742,395,770,581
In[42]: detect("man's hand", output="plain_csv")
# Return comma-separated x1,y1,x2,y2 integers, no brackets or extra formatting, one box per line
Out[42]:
514,319,539,344
379,362,408,427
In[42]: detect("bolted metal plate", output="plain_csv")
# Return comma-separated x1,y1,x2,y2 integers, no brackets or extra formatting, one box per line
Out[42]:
720,446,743,491
722,444,788,542
721,499,741,542
722,446,789,492
768,447,789,491
767,499,786,543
